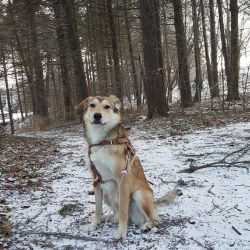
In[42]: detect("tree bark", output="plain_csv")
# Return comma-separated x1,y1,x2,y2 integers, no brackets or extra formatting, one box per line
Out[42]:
209,0,220,97
0,92,6,126
139,0,168,118
217,0,231,97
53,0,75,120
191,0,203,102
229,0,240,100
27,0,48,118
106,0,123,101
10,41,24,121
200,0,214,99
1,49,15,134
172,0,193,107
124,0,141,108
7,0,36,114
61,0,88,103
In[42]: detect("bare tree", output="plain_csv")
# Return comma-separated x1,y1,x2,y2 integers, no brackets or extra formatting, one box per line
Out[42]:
140,0,168,118
52,0,75,120
60,0,89,103
106,0,123,101
229,0,240,100
172,0,193,107
209,0,220,98
26,0,48,118
191,0,203,102
1,49,14,134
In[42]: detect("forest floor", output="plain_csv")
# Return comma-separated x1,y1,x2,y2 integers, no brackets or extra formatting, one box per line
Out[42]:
1,106,250,250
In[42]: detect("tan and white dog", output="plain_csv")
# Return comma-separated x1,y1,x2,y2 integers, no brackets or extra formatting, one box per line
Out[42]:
77,95,179,239
77,95,157,239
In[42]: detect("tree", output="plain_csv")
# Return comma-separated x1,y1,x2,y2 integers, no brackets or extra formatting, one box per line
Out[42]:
217,0,231,97
139,0,168,118
0,92,6,126
124,0,141,108
209,0,220,98
106,0,123,101
191,0,203,102
172,0,193,107
201,0,215,99
60,0,88,103
1,49,14,134
26,0,48,118
229,0,240,100
52,0,75,120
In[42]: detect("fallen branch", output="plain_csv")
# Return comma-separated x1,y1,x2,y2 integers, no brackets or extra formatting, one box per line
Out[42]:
17,231,111,243
232,226,242,235
179,145,250,173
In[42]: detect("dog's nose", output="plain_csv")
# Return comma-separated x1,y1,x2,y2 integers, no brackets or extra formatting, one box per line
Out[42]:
94,113,102,120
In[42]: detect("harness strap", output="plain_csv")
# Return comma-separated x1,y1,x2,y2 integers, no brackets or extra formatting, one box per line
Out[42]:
88,137,136,187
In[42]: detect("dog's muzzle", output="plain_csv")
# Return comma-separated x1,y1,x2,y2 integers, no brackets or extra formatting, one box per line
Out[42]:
92,113,106,125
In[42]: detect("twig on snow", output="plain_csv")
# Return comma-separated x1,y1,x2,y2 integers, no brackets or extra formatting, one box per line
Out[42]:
232,226,242,235
17,231,111,243
179,145,250,173
208,183,215,195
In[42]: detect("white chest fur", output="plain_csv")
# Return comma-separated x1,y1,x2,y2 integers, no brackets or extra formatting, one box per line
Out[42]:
90,146,116,181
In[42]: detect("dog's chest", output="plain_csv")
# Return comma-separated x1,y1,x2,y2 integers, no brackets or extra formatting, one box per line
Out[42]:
90,147,116,180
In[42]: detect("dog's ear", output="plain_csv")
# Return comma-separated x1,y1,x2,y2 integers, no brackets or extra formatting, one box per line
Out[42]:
76,97,92,114
109,95,121,112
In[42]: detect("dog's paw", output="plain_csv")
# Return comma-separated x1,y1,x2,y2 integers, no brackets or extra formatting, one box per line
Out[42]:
113,227,127,240
112,215,119,224
101,214,113,223
140,222,153,233
85,221,99,232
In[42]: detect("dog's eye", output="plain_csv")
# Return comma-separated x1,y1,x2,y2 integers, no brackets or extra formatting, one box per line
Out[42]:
104,105,111,109
90,103,95,108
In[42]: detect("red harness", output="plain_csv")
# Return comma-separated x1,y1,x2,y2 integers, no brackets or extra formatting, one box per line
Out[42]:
88,137,136,187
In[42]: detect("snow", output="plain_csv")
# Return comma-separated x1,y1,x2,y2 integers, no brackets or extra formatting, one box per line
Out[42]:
4,121,250,249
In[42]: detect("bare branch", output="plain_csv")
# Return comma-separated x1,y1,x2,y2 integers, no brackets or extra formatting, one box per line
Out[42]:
179,145,250,173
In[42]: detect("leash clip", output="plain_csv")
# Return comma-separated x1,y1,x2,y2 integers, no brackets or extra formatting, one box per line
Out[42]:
121,169,127,176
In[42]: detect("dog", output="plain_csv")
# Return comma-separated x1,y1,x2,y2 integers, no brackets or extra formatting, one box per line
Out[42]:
77,95,179,239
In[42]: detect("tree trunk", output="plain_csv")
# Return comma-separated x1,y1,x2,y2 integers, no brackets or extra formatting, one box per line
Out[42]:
7,0,37,114
106,0,123,101
61,0,89,103
200,0,214,98
1,49,15,134
172,0,193,107
217,0,231,97
10,41,24,121
139,0,168,118
191,0,203,102
27,0,48,118
21,73,28,117
53,0,75,120
162,3,173,103
124,1,141,108
0,92,6,126
229,0,240,100
209,0,220,97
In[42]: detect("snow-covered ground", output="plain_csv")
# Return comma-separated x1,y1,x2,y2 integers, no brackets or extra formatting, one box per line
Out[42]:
3,120,250,249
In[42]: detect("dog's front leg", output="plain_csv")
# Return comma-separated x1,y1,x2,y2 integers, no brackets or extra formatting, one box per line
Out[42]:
86,185,103,232
114,178,130,239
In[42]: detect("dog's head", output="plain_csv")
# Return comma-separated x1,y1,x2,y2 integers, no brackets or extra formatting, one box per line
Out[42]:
76,95,121,129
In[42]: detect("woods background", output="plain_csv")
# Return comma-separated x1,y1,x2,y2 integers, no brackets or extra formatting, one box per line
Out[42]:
0,0,249,133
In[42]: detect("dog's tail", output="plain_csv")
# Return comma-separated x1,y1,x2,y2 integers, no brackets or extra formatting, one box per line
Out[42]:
155,188,182,207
